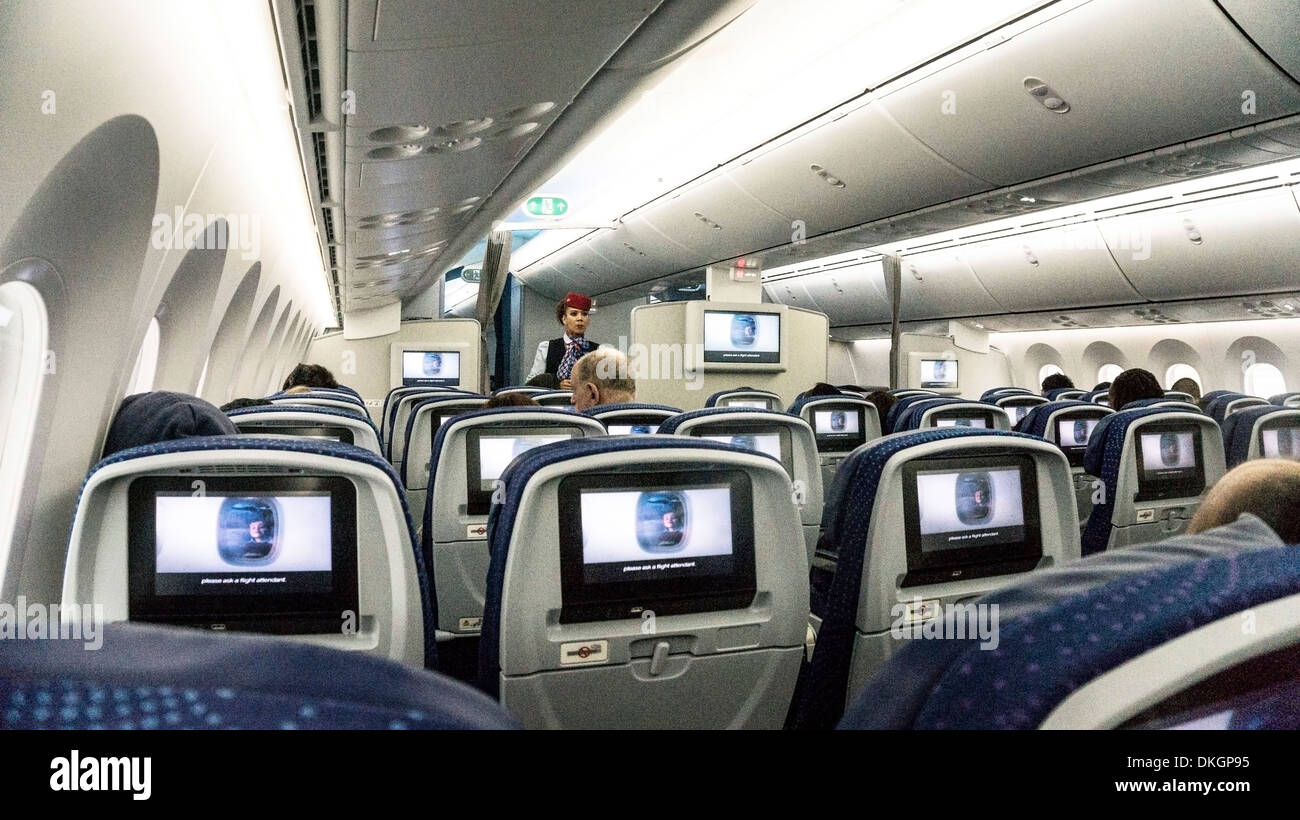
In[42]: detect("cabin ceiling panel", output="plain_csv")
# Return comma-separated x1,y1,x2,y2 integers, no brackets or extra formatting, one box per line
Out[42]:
897,250,1005,321
641,175,795,262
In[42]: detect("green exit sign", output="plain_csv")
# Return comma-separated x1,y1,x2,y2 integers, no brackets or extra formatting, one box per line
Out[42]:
461,267,481,283
524,195,569,218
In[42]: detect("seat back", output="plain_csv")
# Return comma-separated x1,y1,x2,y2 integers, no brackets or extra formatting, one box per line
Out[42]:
385,388,464,459
1122,397,1202,413
705,387,784,412
979,387,1032,403
1219,395,1271,420
996,394,1048,428
0,621,518,729
1221,405,1300,468
1045,388,1086,401
1081,408,1227,556
888,389,939,399
227,404,383,456
61,436,437,670
1018,400,1114,528
479,437,809,729
793,428,1080,729
421,407,606,638
1163,390,1196,403
493,386,549,397
534,390,574,407
398,394,490,495
1270,392,1300,408
583,402,681,434
660,407,822,562
898,399,1012,433
788,395,883,490
838,515,1297,729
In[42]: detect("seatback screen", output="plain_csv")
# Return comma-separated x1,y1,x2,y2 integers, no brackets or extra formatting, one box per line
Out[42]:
1056,415,1102,467
236,424,354,445
931,410,994,429
465,426,580,514
695,424,793,477
725,399,770,409
1260,423,1300,460
1134,425,1205,501
812,404,866,452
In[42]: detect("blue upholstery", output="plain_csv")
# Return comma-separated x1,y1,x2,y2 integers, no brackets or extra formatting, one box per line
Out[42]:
0,622,517,730
883,394,941,432
582,402,681,420
80,436,439,670
398,393,487,470
1123,398,1200,413
226,403,381,439
1270,392,1300,407
477,436,757,697
893,398,1003,433
1221,406,1300,468
269,390,365,408
1084,389,1110,404
420,406,605,563
705,387,781,408
1016,400,1097,439
793,427,1044,730
385,389,469,458
658,406,794,436
1045,388,1085,401
837,515,1293,729
1205,393,1248,423
1080,406,1190,556
980,387,1030,402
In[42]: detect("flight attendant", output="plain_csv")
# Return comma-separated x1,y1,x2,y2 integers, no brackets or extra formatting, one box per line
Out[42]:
527,292,601,389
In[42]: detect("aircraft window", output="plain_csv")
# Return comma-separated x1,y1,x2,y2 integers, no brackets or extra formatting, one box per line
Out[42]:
1037,364,1063,384
1244,362,1286,398
126,316,161,396
1096,363,1123,384
0,280,49,576
1164,363,1201,391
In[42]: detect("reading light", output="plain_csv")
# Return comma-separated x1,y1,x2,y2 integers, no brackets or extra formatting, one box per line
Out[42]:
1023,76,1070,114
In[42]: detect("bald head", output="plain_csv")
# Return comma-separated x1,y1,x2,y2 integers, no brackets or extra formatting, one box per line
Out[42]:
571,348,635,412
1188,459,1300,543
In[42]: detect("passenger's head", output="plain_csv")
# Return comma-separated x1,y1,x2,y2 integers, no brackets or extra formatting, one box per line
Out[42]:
1093,381,1111,392
283,385,313,395
282,363,338,391
865,390,896,422
570,349,635,412
103,391,237,458
803,382,842,399
1041,372,1074,393
524,372,561,389
555,292,592,338
486,391,540,409
1108,368,1163,411
220,398,273,412
1170,377,1202,402
1188,459,1300,543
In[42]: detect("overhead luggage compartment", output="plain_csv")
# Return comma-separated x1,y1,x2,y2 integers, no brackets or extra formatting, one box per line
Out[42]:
897,250,1005,320
797,259,894,326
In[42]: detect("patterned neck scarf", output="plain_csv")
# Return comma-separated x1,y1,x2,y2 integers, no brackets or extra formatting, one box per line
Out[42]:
557,339,583,380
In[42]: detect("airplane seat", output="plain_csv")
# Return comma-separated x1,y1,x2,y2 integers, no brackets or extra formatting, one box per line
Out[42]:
1163,390,1196,403
995,393,1049,428
1045,388,1086,401
791,427,1080,730
384,387,467,458
398,394,491,502
1122,398,1202,413
884,393,942,431
0,620,518,730
534,389,575,407
267,391,366,415
787,395,882,489
582,402,681,434
420,407,605,653
704,387,784,411
894,398,1011,433
979,387,1032,403
477,436,809,729
1017,400,1114,528
226,404,383,456
1221,405,1300,468
1269,392,1300,408
381,386,435,442
1080,407,1227,556
1199,389,1240,410
837,514,1298,729
61,436,437,670
1084,389,1111,406
492,386,549,397
659,407,822,563
887,389,940,402
1209,394,1270,422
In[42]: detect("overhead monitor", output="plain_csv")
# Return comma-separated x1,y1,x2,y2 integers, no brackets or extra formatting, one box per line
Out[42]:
1134,424,1205,501
402,350,461,387
465,426,580,514
901,454,1042,586
920,359,958,390
685,302,788,372
127,476,359,634
557,470,757,623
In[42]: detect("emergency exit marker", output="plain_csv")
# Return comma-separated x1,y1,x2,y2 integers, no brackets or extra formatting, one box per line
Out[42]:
461,267,481,283
524,194,569,218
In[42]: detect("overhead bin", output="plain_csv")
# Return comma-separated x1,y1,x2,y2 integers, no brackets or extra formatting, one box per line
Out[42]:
1217,0,1300,83
761,278,819,314
877,0,1300,187
897,250,1005,321
796,259,894,326
641,175,797,262
586,217,695,289
728,101,991,237
1098,188,1300,301
961,223,1141,312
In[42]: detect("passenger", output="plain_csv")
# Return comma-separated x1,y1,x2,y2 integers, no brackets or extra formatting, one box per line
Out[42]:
570,349,635,412
1187,459,1300,543
797,382,842,403
282,385,313,395
1108,368,1164,410
485,392,540,409
1041,372,1074,393
220,397,273,412
865,390,896,421
1170,377,1202,402
1092,381,1112,393
102,391,237,458
527,291,601,388
524,372,561,390
281,363,339,391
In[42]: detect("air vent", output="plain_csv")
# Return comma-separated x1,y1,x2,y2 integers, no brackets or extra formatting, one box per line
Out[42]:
320,208,335,244
1244,299,1299,317
311,132,329,201
1132,306,1178,323
1140,152,1241,179
965,192,1059,217
294,0,322,121
1050,314,1086,328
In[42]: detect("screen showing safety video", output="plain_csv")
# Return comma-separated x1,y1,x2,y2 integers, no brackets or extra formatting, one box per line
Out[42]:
914,468,1026,553
725,399,770,408
1057,417,1100,448
476,433,574,489
1004,404,1035,425
920,359,958,389
702,311,780,363
1138,431,1198,480
153,494,333,595
698,433,782,461
934,415,988,428
1262,426,1300,460
814,408,860,435
607,423,659,435
401,350,460,387
578,487,735,584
